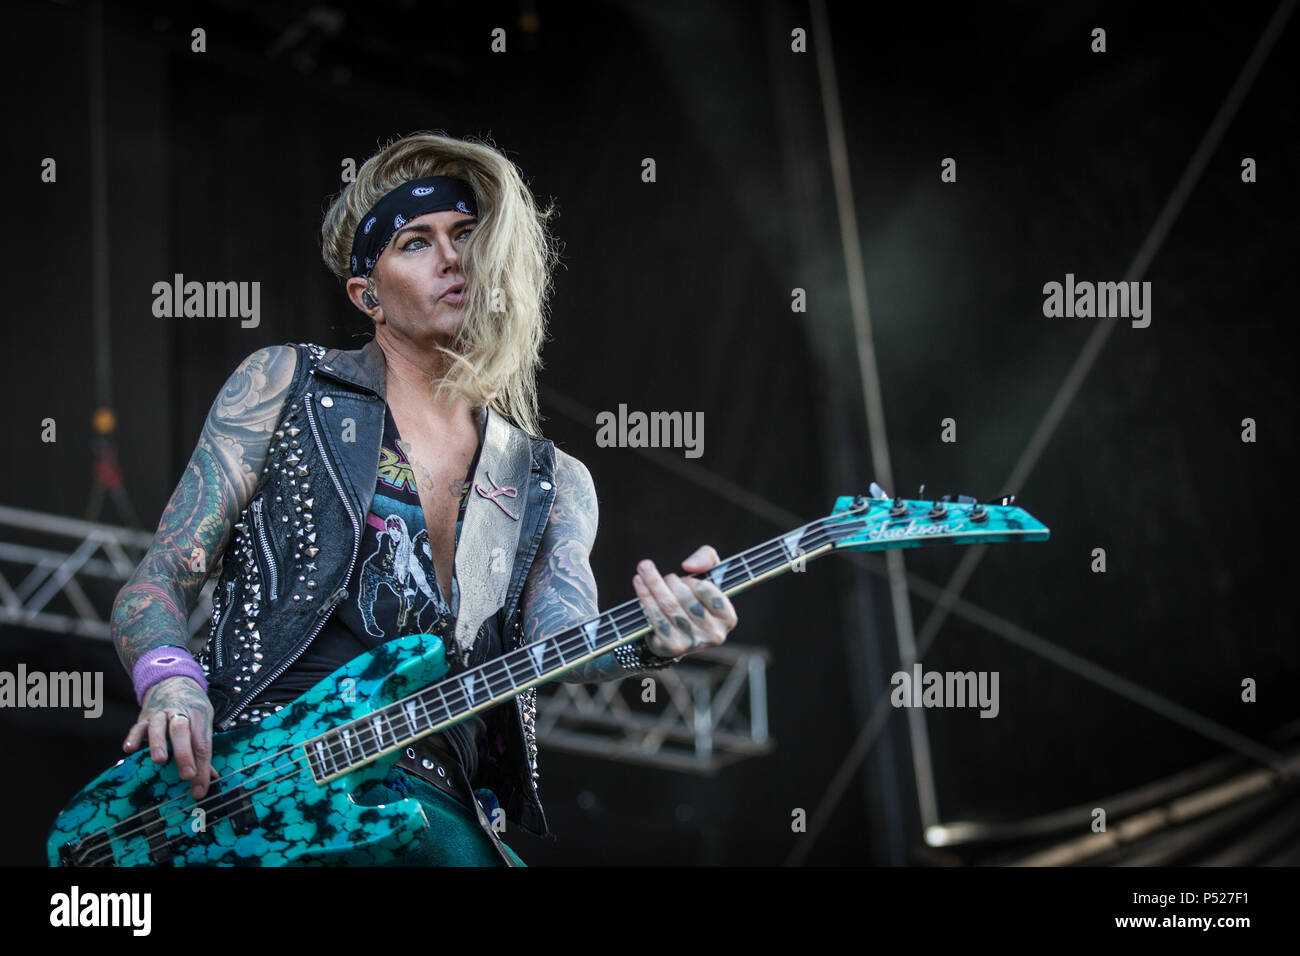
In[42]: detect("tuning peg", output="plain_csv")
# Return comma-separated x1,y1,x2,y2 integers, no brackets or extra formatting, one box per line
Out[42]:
985,494,1016,507
869,482,889,500
955,494,976,504
969,502,988,523
928,500,948,519
889,496,908,517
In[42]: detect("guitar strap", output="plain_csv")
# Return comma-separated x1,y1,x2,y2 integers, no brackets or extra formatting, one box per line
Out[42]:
453,764,521,867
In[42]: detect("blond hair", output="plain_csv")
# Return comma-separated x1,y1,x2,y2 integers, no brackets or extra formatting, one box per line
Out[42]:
321,132,560,436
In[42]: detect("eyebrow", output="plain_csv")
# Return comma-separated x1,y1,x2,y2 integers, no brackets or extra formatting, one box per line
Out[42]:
391,217,478,244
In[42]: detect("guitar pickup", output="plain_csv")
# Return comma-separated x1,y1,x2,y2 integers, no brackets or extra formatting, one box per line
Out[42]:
194,779,259,836
141,808,172,866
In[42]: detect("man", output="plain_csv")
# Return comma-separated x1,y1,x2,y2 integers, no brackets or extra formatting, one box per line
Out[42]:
111,132,738,865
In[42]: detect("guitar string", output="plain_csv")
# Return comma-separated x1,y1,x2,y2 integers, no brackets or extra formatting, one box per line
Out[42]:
76,522,847,868
90,498,1015,866
97,501,1028,864
79,499,936,865
72,510,875,863
76,528,826,868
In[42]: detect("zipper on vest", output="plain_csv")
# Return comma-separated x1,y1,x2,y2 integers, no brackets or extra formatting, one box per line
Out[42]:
219,390,364,729
314,585,349,619
250,497,279,601
213,579,236,669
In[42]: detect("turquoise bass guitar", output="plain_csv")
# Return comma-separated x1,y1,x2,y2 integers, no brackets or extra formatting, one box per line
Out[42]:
48,492,1048,866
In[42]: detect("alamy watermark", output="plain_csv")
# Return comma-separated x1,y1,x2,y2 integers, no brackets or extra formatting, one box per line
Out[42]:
890,664,999,718
0,664,103,718
595,404,704,459
152,273,260,328
1042,273,1150,328
50,886,151,936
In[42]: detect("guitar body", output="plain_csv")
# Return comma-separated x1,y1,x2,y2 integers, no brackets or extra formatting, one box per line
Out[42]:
48,632,451,867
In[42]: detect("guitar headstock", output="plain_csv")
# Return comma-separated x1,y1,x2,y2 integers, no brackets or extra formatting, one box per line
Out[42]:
818,489,1050,552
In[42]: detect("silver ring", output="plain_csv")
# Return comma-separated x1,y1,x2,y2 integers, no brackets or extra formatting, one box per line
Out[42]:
170,714,190,722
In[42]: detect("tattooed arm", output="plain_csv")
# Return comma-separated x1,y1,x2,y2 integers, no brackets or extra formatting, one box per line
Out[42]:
114,345,297,797
519,452,619,682
519,451,738,684
112,345,298,670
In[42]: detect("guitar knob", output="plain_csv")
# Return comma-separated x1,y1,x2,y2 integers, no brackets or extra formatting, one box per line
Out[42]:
889,497,908,518
969,503,988,523
928,500,948,520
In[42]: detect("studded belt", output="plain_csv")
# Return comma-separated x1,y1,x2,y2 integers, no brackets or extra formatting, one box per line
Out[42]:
395,741,469,809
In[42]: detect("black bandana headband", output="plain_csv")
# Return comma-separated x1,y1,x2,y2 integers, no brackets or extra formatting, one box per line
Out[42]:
349,175,479,278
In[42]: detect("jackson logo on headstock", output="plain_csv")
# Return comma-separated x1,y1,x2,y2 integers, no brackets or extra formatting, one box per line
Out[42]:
867,518,965,541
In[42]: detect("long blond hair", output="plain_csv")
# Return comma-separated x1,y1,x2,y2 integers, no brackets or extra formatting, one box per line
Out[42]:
321,132,560,436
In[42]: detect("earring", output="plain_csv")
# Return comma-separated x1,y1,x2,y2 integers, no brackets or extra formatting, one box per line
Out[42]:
363,284,379,309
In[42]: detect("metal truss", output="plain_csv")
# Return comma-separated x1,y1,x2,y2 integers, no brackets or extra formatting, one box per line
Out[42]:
0,504,212,645
534,642,774,774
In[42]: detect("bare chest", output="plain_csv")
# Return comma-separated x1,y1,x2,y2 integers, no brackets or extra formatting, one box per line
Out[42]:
386,405,480,603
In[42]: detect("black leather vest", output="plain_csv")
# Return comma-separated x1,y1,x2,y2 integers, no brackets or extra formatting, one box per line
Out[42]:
197,340,558,838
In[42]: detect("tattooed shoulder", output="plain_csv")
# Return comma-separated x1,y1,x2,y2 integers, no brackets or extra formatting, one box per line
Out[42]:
210,346,297,430
200,346,298,493
551,450,598,549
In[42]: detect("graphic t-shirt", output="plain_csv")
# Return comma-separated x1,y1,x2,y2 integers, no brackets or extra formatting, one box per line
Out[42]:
245,405,493,778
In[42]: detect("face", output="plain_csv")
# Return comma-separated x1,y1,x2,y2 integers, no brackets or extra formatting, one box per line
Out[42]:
349,208,477,350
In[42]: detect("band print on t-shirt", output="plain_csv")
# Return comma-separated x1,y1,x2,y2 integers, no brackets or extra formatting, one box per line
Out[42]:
356,497,452,640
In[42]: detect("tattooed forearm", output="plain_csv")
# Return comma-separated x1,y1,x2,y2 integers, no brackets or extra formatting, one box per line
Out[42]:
111,346,297,673
111,450,236,671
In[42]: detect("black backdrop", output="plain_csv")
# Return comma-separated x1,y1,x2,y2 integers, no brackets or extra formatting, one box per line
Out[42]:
0,0,1296,867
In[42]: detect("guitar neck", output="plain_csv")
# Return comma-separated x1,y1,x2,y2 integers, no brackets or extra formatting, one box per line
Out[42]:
304,494,1048,781
305,516,836,780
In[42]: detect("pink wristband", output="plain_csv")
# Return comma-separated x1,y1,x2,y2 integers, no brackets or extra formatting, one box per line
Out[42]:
133,645,209,705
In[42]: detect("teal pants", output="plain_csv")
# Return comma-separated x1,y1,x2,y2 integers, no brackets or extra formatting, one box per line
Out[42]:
353,768,526,867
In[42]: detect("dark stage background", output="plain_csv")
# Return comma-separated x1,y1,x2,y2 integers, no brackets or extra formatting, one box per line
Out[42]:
1,0,1297,868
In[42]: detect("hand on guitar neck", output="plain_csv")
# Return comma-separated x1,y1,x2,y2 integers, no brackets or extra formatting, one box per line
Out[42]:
632,545,739,658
